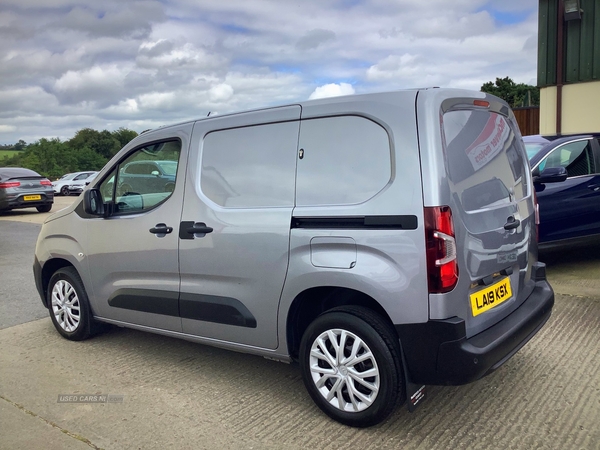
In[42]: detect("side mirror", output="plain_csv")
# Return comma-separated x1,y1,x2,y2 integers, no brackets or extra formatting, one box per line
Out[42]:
83,188,105,216
151,170,160,177
534,166,568,184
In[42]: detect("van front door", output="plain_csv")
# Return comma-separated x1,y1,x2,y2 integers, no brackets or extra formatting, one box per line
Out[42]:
83,129,189,331
178,107,300,349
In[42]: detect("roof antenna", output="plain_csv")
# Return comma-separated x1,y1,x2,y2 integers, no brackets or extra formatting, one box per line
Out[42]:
207,111,211,117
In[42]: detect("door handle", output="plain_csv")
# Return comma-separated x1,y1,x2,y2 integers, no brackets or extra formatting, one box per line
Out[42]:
588,184,600,192
179,221,213,239
504,216,521,230
149,223,173,237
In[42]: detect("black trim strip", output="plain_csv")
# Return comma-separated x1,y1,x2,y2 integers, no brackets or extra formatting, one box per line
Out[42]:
180,293,257,328
108,289,180,317
291,215,418,230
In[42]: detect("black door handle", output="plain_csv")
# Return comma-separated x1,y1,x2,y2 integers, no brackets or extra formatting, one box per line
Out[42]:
504,216,521,230
149,223,173,237
179,221,213,239
588,184,600,192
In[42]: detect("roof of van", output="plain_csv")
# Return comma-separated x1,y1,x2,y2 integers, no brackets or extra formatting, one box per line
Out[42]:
141,87,490,136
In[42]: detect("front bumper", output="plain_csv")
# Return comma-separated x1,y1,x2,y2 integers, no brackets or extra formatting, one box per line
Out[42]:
396,263,554,386
33,256,47,308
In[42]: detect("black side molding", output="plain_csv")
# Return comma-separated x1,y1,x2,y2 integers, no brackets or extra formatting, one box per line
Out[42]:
108,289,180,317
180,293,257,328
292,215,418,230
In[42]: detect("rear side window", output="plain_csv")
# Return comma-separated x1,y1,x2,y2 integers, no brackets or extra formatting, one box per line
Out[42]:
201,122,298,208
442,110,528,211
296,116,391,206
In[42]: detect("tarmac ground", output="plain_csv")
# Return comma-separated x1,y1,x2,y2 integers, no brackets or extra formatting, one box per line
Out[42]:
0,196,599,449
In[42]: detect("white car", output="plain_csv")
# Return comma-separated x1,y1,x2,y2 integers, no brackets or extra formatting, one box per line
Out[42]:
67,172,98,195
52,171,97,196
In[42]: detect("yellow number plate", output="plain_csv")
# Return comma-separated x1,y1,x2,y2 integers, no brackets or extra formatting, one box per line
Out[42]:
470,278,512,317
23,195,41,201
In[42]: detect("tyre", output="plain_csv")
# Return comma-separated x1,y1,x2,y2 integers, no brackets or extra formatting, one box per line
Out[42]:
36,204,52,213
60,185,69,196
47,267,96,341
299,306,405,427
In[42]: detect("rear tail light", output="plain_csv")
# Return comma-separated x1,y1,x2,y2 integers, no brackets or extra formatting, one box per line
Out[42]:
0,181,20,188
41,179,52,186
425,206,459,293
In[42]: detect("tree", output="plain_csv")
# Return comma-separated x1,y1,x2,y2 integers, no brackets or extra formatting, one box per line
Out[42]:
68,128,121,159
480,77,539,108
112,127,138,149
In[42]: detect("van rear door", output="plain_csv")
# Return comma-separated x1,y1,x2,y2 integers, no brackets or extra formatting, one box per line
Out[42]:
420,93,536,338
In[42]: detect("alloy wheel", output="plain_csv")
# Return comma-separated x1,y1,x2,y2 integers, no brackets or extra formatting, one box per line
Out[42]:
51,279,81,332
309,328,380,412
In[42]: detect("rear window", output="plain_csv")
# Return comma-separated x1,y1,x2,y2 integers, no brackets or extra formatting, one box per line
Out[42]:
442,110,528,211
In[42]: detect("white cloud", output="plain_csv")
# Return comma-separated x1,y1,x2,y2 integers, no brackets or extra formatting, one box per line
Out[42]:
309,83,355,100
209,83,234,102
0,125,17,133
0,0,540,144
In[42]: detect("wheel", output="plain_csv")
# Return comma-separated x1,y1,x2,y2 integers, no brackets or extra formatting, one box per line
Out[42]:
299,306,405,427
47,267,96,341
60,185,69,196
36,204,52,213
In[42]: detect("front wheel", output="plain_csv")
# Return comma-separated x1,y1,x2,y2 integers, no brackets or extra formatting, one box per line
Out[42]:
299,306,405,427
47,267,96,341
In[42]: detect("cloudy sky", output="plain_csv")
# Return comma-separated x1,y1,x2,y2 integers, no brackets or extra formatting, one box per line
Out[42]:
0,0,538,145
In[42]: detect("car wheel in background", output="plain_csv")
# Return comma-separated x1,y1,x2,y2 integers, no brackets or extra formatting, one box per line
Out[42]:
36,205,52,213
60,186,70,196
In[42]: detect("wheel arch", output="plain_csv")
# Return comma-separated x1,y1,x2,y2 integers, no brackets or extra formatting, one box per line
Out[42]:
286,286,397,361
40,258,75,308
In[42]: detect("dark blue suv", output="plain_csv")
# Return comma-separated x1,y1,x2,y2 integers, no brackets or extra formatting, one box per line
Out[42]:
524,134,600,244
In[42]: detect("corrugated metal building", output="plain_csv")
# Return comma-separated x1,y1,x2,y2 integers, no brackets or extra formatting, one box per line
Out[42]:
538,0,600,134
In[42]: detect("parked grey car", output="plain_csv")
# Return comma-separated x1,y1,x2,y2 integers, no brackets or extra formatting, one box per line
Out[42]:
0,167,53,213
34,89,554,427
117,160,177,196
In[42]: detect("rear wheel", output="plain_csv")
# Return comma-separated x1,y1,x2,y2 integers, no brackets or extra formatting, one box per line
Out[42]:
299,306,404,427
36,204,52,213
47,267,96,341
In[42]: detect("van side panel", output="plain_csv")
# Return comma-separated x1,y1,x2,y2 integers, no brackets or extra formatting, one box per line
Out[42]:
179,106,301,350
279,92,429,341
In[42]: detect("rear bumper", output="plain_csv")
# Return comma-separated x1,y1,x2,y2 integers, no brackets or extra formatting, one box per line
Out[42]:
0,193,53,210
396,263,554,385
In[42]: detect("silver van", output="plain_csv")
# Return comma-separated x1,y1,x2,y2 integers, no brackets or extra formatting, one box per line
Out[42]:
34,88,554,427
